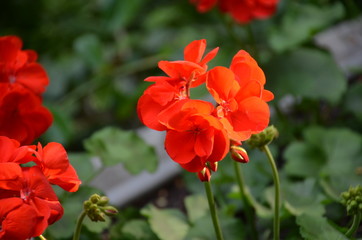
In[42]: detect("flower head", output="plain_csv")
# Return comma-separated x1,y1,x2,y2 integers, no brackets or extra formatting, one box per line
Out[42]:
190,0,279,24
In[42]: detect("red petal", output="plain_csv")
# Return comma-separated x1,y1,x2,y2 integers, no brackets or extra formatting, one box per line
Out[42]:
184,39,206,63
207,66,240,103
165,130,196,164
41,142,69,171
231,97,270,133
15,62,49,94
0,36,22,62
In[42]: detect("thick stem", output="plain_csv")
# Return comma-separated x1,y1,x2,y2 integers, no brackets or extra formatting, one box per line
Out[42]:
73,211,87,240
345,212,361,238
204,181,224,240
261,145,280,240
233,161,258,240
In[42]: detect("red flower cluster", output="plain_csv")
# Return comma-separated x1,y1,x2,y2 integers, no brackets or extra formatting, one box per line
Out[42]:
0,136,81,240
190,0,279,23
137,39,273,179
0,36,52,144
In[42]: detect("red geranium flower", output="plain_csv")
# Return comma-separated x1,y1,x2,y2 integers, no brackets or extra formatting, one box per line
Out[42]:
207,66,270,141
137,39,218,131
190,0,279,23
159,99,229,172
0,166,63,239
0,83,53,144
0,36,49,95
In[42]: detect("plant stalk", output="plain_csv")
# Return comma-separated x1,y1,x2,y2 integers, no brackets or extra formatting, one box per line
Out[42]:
261,145,280,240
73,210,87,240
233,161,258,240
345,212,361,238
204,181,225,240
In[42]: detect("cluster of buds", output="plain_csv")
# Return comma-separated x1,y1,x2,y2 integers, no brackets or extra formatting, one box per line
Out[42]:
83,194,118,222
341,185,362,216
246,125,279,149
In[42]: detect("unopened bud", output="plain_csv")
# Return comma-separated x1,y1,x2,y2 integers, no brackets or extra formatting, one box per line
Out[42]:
230,146,249,163
247,125,279,149
208,162,218,172
90,194,101,204
197,167,211,182
102,206,119,216
97,196,110,206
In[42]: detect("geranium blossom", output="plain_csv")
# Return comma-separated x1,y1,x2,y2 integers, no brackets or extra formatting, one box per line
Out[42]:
0,166,63,239
0,136,80,239
0,83,52,144
190,0,279,23
0,35,49,95
137,39,218,131
137,39,273,180
160,99,229,172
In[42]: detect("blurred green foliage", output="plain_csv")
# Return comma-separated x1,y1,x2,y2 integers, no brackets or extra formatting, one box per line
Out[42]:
2,0,362,239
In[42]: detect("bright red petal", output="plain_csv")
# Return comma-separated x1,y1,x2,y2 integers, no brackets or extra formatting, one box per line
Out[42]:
165,130,196,164
15,63,49,94
184,39,206,63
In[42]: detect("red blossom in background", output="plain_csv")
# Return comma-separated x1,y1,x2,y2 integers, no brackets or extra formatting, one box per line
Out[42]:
190,0,279,23
0,36,52,144
0,83,53,145
137,39,273,180
0,36,49,95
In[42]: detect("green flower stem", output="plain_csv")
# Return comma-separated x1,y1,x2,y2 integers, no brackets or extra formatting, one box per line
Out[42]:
233,161,258,240
73,210,87,240
204,181,224,240
261,145,280,240
345,212,361,238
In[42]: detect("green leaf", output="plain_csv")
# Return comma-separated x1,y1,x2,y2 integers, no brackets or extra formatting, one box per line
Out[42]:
184,194,209,224
83,215,111,234
270,2,344,52
141,205,190,240
297,213,348,240
185,212,245,240
345,82,362,121
68,153,96,183
282,179,325,216
83,127,158,174
284,142,325,178
121,220,159,240
265,48,347,104
321,128,362,177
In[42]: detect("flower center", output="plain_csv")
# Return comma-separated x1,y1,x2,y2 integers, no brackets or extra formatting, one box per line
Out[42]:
8,75,16,84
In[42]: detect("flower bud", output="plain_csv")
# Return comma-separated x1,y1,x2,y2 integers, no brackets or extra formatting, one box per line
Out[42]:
230,146,249,163
102,206,119,216
246,125,279,149
90,194,101,204
97,196,110,206
207,162,218,172
197,167,211,182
